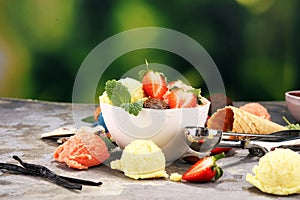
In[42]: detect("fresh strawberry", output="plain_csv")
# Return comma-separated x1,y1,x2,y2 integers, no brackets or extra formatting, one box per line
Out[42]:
182,153,225,183
164,89,197,108
142,70,168,100
210,147,232,155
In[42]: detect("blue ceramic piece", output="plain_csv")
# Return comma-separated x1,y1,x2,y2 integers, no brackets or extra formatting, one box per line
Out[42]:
98,112,108,132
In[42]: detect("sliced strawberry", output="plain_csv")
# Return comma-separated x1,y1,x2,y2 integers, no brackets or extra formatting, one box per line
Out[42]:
168,80,194,91
182,153,225,183
210,147,232,155
142,70,168,100
165,89,197,108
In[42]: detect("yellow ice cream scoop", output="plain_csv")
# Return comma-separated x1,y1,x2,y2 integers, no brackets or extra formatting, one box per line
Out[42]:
118,78,145,103
246,148,300,195
110,140,169,180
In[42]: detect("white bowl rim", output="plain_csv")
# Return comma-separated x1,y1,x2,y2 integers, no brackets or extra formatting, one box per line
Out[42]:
285,90,300,99
100,97,210,112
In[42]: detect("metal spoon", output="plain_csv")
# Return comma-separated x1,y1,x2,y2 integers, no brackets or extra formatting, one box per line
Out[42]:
184,126,300,157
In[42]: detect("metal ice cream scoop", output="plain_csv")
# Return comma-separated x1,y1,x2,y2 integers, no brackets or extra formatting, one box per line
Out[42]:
184,126,300,157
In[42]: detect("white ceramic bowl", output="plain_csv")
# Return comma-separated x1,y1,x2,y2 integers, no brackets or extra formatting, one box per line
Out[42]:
100,98,210,164
285,90,300,122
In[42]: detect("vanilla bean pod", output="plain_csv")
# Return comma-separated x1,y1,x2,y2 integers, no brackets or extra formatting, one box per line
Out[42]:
12,156,82,190
0,162,31,175
1,156,102,189
59,175,102,186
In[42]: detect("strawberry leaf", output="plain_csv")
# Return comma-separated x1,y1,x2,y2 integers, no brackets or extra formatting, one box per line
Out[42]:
213,152,225,161
214,166,223,181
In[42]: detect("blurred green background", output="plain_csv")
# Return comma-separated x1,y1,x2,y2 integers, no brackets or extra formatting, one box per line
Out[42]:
0,0,299,103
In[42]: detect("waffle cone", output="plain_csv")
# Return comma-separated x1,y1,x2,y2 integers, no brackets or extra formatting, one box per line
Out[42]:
207,106,287,134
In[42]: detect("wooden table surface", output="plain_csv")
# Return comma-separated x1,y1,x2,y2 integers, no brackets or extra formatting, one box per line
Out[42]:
0,98,299,200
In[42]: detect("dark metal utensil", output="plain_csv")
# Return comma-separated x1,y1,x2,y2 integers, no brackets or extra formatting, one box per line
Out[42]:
222,129,300,142
184,126,300,157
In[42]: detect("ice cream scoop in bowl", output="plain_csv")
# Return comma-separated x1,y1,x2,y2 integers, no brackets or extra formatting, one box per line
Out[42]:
100,97,210,164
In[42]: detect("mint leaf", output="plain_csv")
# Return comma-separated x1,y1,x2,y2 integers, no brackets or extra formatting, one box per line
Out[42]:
81,116,95,123
104,79,143,116
121,101,143,116
105,79,117,99
105,79,131,106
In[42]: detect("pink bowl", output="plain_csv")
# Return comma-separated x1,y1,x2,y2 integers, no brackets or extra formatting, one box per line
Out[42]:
285,90,300,122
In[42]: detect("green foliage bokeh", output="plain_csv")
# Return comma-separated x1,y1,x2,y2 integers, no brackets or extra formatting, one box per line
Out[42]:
0,0,299,103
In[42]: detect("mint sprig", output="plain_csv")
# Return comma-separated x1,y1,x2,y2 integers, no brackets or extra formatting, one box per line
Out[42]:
283,116,300,130
121,101,143,116
104,79,143,116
